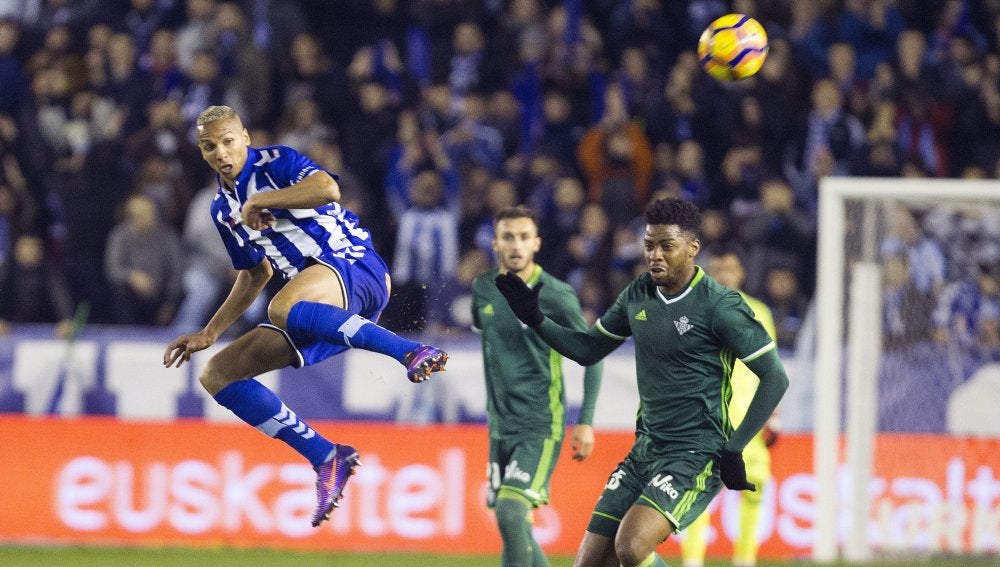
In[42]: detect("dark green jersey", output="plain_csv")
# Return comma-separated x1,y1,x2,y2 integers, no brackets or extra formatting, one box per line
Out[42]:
595,267,776,450
472,265,602,440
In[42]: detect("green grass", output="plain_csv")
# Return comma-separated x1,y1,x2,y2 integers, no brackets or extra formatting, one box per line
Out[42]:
0,546,994,567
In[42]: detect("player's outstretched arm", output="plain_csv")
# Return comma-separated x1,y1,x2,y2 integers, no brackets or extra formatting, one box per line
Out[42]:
725,348,789,452
495,273,621,364
164,259,272,368
535,319,621,365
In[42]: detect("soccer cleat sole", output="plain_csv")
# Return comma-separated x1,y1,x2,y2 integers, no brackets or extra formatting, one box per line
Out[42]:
408,351,448,383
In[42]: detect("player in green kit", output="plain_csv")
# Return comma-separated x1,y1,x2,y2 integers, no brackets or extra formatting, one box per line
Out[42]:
472,205,604,567
495,198,788,567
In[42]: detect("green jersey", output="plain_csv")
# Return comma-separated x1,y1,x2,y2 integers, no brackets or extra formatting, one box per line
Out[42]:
595,267,775,450
472,265,602,440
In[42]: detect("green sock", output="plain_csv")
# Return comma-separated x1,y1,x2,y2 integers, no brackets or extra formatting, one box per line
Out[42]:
496,497,534,567
530,538,550,567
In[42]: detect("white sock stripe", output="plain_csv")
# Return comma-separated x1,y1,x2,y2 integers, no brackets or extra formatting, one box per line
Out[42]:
337,314,370,346
274,406,291,423
256,404,311,438
256,418,284,438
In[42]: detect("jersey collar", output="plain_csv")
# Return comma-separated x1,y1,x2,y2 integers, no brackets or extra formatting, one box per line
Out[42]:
655,266,704,304
526,264,543,287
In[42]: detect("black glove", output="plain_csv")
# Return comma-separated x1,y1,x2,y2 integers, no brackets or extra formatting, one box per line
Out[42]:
719,449,756,491
494,272,545,328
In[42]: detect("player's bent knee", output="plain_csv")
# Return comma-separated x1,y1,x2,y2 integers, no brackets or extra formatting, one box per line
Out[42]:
199,359,236,396
615,533,655,567
266,298,292,329
494,498,530,536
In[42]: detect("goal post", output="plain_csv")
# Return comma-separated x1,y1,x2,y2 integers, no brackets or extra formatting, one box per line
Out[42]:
813,177,1000,563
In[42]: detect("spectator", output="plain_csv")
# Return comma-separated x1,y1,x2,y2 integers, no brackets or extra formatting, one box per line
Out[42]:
736,177,816,297
342,80,399,198
880,206,948,297
275,96,334,152
535,174,587,280
142,28,184,99
882,253,934,351
932,261,1000,367
894,86,951,177
673,139,711,209
121,0,168,57
305,136,369,221
783,78,866,216
837,0,906,79
565,202,612,295
447,20,495,96
764,264,811,348
0,233,75,337
0,18,30,116
211,2,271,127
174,49,237,135
391,169,459,334
577,83,654,229
274,31,351,129
91,32,154,135
175,0,216,73
123,97,203,219
441,91,505,174
132,153,193,230
463,175,517,259
537,88,584,168
384,107,456,222
104,193,183,325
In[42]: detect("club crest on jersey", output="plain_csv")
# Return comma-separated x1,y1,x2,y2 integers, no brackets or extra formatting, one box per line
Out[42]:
674,316,693,335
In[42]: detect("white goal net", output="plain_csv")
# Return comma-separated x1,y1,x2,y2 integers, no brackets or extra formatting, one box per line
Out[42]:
813,177,1000,563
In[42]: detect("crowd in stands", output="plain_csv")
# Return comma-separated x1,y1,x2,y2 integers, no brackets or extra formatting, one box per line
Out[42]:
0,0,996,361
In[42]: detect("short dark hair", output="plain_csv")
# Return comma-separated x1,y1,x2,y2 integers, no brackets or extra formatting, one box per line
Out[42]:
494,204,538,227
645,198,701,238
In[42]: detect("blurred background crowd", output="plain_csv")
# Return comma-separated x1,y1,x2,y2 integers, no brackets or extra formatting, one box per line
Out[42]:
0,0,996,358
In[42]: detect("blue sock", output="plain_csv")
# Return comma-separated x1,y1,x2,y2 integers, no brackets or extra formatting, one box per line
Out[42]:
214,379,334,467
285,301,420,362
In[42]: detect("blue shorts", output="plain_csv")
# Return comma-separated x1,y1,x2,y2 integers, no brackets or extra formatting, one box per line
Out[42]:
261,251,391,368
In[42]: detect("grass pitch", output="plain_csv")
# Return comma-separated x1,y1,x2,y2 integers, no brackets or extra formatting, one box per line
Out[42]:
0,546,994,566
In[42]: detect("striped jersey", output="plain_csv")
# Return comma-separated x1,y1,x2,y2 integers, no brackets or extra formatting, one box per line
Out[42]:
210,145,373,279
596,267,775,450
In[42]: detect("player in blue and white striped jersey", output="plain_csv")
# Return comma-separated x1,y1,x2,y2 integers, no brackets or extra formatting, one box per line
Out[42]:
163,105,448,528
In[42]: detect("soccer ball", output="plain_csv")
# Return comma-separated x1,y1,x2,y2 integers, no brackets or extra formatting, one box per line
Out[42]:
697,14,768,81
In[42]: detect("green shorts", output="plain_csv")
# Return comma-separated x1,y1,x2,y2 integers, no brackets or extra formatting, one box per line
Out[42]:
587,434,723,537
487,436,562,509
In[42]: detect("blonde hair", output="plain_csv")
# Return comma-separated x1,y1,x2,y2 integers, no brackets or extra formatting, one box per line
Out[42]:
196,105,239,127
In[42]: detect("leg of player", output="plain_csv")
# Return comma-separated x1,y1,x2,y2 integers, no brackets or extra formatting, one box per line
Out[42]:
495,496,538,566
271,265,447,382
734,489,764,567
733,436,770,567
680,510,710,567
615,506,673,567
199,327,359,527
573,532,620,567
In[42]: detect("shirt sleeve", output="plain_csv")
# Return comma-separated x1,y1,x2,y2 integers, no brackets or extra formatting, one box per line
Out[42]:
595,284,633,340
712,291,775,361
266,146,330,188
